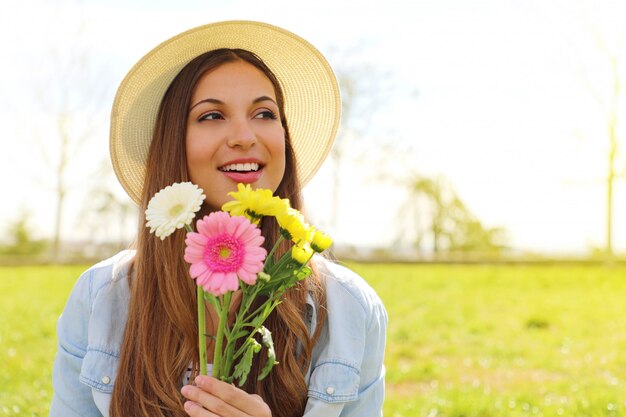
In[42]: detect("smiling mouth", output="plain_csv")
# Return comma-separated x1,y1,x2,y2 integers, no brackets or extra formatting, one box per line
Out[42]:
219,162,262,173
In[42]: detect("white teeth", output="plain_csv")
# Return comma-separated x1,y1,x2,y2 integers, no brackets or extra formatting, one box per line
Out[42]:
220,163,260,172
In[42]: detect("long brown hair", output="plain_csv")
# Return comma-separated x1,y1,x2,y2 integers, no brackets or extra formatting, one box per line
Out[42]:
110,49,326,417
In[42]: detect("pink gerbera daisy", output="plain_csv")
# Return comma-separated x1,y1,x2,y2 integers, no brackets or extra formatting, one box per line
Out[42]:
184,212,267,296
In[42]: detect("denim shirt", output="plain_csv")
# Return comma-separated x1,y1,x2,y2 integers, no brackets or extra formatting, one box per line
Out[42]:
50,250,387,416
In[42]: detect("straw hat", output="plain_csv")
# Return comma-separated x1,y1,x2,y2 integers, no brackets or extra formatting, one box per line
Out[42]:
110,20,341,205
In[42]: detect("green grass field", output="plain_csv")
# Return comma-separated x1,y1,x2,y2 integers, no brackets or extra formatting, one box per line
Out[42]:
2,263,626,416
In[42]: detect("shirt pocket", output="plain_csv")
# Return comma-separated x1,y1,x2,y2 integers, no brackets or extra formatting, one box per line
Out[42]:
79,349,119,394
308,361,360,403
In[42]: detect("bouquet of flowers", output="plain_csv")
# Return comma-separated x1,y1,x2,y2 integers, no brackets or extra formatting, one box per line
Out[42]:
144,182,332,386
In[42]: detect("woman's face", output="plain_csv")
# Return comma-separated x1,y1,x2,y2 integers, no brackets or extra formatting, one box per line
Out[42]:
186,61,286,209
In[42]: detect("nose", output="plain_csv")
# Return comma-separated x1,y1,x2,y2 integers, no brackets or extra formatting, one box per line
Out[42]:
227,118,257,149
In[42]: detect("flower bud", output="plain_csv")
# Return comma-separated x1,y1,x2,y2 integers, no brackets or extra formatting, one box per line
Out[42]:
258,271,271,282
291,243,313,265
311,230,333,253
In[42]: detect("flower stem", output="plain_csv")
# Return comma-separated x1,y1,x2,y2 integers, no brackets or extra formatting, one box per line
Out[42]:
269,250,294,276
222,322,238,380
213,291,232,380
197,285,207,376
264,235,285,267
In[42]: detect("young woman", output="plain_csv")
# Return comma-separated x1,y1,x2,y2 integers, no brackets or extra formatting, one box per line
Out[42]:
51,21,387,417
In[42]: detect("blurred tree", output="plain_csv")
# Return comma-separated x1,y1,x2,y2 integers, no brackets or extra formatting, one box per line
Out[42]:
604,56,620,256
30,14,111,260
326,47,398,233
581,36,624,256
78,160,137,250
569,2,626,256
399,174,507,254
0,214,48,256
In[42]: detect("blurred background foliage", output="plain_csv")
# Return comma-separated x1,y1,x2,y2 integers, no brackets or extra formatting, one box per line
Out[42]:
2,0,625,264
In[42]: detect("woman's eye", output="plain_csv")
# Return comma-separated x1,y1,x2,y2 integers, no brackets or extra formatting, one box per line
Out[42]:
254,110,278,120
199,112,223,121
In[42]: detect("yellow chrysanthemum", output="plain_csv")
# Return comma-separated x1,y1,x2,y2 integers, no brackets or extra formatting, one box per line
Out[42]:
276,207,313,244
311,229,333,253
221,184,288,224
291,243,314,265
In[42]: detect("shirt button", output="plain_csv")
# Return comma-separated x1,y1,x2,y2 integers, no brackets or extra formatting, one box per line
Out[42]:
326,387,335,395
101,376,111,385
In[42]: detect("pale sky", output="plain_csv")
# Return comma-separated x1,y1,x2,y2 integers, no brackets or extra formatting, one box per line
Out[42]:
1,0,625,255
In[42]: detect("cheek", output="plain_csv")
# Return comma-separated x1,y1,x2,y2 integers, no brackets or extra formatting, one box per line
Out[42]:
272,136,287,176
270,126,286,157
185,133,216,179
186,128,203,155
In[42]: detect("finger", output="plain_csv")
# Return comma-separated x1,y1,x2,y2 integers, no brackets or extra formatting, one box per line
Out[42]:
182,399,219,417
182,382,247,417
194,376,270,416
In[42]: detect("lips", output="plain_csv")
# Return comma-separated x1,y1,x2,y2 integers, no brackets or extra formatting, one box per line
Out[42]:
218,159,264,184
219,162,260,173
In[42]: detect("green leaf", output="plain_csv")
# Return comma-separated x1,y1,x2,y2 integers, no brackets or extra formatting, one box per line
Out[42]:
204,293,220,310
250,313,266,328
258,326,279,381
233,339,261,387
294,266,312,280
230,329,250,340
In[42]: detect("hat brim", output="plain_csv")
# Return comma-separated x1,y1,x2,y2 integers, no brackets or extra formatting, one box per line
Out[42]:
110,20,341,205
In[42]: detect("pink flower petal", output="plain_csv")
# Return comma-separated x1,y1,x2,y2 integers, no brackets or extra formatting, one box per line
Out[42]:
223,272,239,292
239,225,260,242
189,262,209,279
186,232,208,246
224,216,239,236
202,270,221,291
238,270,257,285
184,210,266,296
196,270,213,288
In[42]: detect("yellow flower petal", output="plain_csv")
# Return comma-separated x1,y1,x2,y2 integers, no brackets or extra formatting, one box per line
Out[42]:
276,208,312,244
221,183,289,223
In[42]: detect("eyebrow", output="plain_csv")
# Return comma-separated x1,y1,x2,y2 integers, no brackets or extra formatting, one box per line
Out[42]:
253,96,277,105
190,98,223,111
190,96,278,111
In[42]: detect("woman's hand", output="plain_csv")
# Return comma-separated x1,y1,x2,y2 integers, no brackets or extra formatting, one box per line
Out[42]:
181,375,272,417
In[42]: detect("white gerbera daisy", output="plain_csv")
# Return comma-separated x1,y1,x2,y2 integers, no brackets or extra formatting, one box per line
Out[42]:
145,182,205,240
